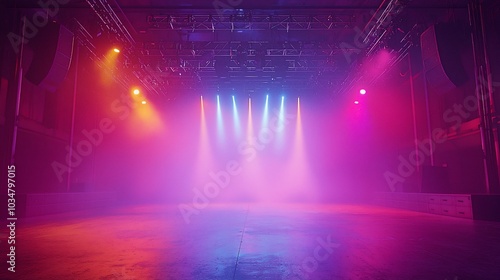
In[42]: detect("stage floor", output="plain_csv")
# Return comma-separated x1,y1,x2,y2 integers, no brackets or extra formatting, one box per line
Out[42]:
7,203,500,280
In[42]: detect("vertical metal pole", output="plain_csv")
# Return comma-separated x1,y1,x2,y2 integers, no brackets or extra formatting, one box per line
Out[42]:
468,0,499,193
10,17,26,165
408,54,419,174
67,43,79,192
422,66,435,167
478,1,500,193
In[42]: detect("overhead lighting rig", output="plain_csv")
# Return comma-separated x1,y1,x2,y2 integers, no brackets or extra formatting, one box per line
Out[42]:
147,13,356,31
84,0,171,98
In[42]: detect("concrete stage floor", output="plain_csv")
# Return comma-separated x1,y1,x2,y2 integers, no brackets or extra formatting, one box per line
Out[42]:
6,203,500,280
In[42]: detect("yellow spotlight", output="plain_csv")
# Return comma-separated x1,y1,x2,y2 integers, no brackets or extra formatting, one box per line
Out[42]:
133,89,140,95
141,100,147,105
113,48,120,53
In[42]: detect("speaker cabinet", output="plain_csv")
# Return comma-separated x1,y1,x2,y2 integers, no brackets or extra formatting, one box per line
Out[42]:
25,22,74,93
421,22,470,94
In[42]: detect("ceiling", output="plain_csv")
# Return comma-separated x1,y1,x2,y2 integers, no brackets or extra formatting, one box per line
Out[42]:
5,0,470,99
114,0,467,9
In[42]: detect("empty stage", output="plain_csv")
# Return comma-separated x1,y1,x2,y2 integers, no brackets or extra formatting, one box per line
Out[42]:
10,203,500,280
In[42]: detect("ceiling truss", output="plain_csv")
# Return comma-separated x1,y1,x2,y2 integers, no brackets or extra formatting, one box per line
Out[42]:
79,0,419,97
147,13,357,31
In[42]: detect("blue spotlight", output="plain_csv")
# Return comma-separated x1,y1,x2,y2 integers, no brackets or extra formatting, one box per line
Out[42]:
216,95,224,140
232,95,240,135
217,95,221,112
262,94,270,127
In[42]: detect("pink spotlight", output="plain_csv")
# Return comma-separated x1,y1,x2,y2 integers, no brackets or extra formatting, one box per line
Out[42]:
354,100,359,105
360,89,366,95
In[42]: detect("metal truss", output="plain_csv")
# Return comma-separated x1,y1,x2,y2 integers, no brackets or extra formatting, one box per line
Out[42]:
83,0,419,95
147,13,356,31
131,40,355,80
335,0,416,96
137,58,338,73
362,0,409,56
84,0,171,96
136,41,358,58
86,0,135,46
80,1,363,94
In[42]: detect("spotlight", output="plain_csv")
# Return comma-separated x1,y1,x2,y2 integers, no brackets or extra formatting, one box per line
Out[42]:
262,94,270,127
360,89,366,95
133,89,140,95
141,100,147,105
354,100,359,105
113,48,120,53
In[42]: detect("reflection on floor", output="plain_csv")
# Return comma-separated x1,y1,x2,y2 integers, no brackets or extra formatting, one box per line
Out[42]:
7,203,500,280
